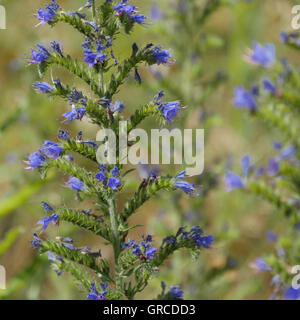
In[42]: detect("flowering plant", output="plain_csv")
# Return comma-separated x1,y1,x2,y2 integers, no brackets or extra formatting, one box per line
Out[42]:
26,0,213,300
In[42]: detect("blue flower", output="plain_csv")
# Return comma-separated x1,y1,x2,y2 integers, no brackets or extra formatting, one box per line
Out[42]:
157,101,181,122
35,8,57,27
114,2,137,16
37,213,59,230
224,172,244,191
131,14,146,24
41,201,54,213
30,233,41,249
167,285,184,300
254,258,272,271
122,235,157,260
46,251,64,263
111,166,119,177
62,106,86,122
232,86,256,110
58,129,70,141
149,45,171,65
98,164,106,173
24,152,46,170
95,172,106,183
174,181,194,194
50,41,63,57
175,170,186,179
28,44,50,64
246,42,275,67
267,158,279,177
87,283,108,300
283,287,300,300
109,101,124,113
266,231,277,243
280,31,288,44
262,79,276,94
107,177,121,190
145,247,157,259
278,145,296,160
67,89,84,104
83,49,106,67
66,177,85,191
240,155,251,178
39,140,63,159
33,81,54,93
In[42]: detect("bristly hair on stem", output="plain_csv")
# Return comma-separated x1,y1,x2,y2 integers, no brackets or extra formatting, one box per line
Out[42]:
26,0,214,300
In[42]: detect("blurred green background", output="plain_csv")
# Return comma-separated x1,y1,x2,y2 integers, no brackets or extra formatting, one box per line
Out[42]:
0,0,297,299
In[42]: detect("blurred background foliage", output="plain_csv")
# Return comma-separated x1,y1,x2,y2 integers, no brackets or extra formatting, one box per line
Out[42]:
0,0,298,299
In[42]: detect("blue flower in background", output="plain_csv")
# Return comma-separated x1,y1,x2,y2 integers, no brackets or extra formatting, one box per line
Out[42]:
224,172,244,191
232,86,257,110
66,177,85,191
24,152,46,170
246,42,275,67
278,145,296,160
107,177,121,190
174,181,195,194
39,140,63,159
240,155,251,178
267,158,279,177
262,79,277,95
157,101,181,122
266,231,277,243
33,81,54,93
254,258,272,271
283,286,300,300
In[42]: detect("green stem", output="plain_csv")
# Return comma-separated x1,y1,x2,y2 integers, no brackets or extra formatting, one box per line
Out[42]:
91,0,97,23
108,197,121,288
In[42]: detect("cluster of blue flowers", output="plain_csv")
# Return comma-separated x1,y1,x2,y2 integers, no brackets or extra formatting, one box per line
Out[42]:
96,165,122,191
161,226,214,249
113,0,146,25
35,0,59,27
87,282,108,300
224,144,296,192
232,42,278,111
122,235,157,260
160,281,184,300
24,140,62,170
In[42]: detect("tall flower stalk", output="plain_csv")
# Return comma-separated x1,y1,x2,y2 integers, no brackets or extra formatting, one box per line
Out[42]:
26,0,213,300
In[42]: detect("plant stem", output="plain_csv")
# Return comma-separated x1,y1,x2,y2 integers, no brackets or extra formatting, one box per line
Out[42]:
108,197,121,287
91,0,97,23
